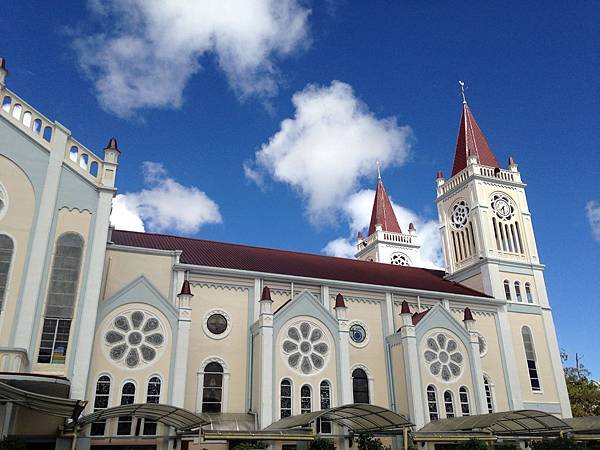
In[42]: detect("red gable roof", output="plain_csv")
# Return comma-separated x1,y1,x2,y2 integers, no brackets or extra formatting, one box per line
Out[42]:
368,178,402,236
451,103,499,176
111,230,488,297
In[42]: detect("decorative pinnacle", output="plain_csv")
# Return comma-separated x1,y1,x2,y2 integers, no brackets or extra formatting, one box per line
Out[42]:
261,286,272,302
334,293,346,309
459,80,467,104
178,280,193,297
376,160,381,179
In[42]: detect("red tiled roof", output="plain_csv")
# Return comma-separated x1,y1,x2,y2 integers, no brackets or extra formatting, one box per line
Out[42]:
368,178,402,235
412,310,429,325
451,103,500,176
111,230,488,297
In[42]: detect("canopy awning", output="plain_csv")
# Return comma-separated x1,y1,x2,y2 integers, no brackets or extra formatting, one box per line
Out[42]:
0,381,86,421
79,403,207,432
202,430,315,441
265,404,412,433
414,410,572,441
564,417,600,440
199,413,256,432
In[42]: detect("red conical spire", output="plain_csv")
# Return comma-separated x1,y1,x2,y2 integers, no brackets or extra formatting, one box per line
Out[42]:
451,102,499,176
368,176,402,236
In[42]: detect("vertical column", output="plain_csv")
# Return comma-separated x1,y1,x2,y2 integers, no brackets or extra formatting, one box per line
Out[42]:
70,188,114,400
463,309,488,414
334,294,352,405
11,122,69,354
496,305,523,410
172,280,193,407
258,287,274,428
398,301,425,429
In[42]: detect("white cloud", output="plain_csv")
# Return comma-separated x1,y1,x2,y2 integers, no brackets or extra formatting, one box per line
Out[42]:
246,81,413,224
73,0,311,117
586,200,600,242
322,189,444,269
110,162,222,234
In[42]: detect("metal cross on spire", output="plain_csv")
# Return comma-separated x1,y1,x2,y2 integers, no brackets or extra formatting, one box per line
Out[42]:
376,160,381,179
459,80,467,104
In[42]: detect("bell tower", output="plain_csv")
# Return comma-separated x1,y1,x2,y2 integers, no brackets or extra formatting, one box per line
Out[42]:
356,172,421,266
435,93,542,299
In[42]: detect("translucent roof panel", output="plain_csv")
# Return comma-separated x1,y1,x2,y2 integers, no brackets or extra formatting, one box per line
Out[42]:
79,403,207,431
265,404,412,432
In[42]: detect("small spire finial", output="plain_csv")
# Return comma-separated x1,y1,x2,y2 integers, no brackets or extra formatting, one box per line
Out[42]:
376,160,381,179
459,80,467,104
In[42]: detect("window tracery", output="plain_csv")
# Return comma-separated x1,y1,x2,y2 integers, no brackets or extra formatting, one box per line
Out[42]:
424,333,464,382
282,321,329,375
390,253,410,266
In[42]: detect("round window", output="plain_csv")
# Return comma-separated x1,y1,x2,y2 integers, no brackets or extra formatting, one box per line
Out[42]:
350,324,366,343
207,313,228,335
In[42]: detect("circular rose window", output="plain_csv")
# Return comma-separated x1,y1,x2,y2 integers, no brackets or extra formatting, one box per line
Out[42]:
104,310,165,369
424,333,464,382
282,322,329,374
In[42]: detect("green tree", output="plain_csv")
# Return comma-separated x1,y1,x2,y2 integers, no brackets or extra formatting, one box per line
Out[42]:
355,432,390,450
561,352,600,417
310,437,336,450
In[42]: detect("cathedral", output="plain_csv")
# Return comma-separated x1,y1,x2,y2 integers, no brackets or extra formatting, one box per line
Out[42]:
0,57,582,450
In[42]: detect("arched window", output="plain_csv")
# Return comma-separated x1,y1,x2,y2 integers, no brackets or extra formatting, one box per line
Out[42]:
11,104,22,120
80,154,89,170
317,381,332,434
90,376,111,436
426,385,438,421
525,283,533,303
280,380,292,418
69,146,78,162
43,126,52,142
458,387,470,416
38,233,84,364
443,390,454,418
0,235,14,312
352,368,369,404
514,282,522,302
33,119,42,134
22,111,32,127
90,161,99,177
1,96,11,112
202,362,223,412
300,385,312,414
503,280,511,301
483,376,494,413
521,327,541,391
143,376,161,435
117,382,136,435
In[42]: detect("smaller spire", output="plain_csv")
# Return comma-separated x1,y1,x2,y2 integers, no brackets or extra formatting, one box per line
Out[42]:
178,280,193,297
436,170,444,180
508,156,516,166
463,307,474,322
0,57,6,70
334,293,346,309
408,222,416,232
105,136,120,152
261,286,272,302
376,160,382,179
400,300,411,315
357,231,363,240
368,176,402,236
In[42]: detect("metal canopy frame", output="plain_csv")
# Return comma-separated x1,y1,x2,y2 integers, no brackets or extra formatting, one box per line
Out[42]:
0,381,86,421
79,403,208,432
415,410,572,440
265,404,412,433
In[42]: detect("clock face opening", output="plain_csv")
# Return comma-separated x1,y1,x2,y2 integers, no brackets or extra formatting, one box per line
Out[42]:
491,194,515,220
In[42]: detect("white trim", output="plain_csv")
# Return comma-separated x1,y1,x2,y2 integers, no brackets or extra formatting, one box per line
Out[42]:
0,182,8,222
202,308,232,340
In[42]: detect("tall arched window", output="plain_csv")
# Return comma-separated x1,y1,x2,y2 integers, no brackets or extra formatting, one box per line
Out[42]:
521,327,541,391
318,381,332,434
443,390,455,418
503,280,511,301
525,283,534,303
352,368,370,404
483,376,494,413
90,376,111,436
458,387,470,416
0,235,14,312
300,385,312,414
38,233,84,364
514,282,523,302
280,380,292,418
117,382,136,435
143,377,161,435
202,362,223,412
426,385,438,421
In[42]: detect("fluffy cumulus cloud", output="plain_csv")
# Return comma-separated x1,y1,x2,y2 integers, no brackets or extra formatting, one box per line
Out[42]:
110,162,222,233
586,200,600,242
73,0,311,116
322,189,444,269
245,81,413,224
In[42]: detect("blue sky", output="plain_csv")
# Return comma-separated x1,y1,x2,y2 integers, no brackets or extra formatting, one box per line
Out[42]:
2,1,599,374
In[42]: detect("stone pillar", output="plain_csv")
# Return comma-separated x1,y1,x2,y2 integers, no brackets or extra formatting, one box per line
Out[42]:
496,305,523,410
172,280,193,407
463,308,488,414
334,294,352,405
258,287,274,428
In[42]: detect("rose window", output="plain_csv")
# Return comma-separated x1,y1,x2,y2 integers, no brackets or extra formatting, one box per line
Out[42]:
391,253,410,266
282,322,329,374
424,333,464,382
450,201,470,229
104,310,165,369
